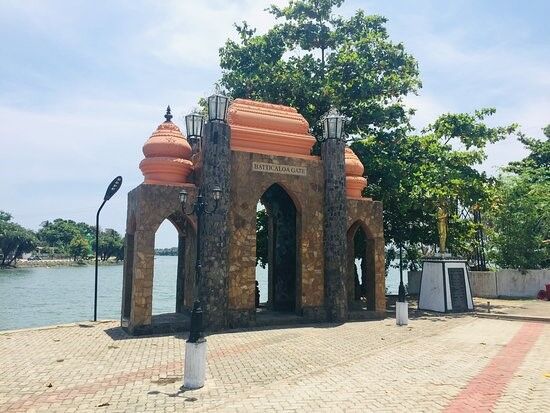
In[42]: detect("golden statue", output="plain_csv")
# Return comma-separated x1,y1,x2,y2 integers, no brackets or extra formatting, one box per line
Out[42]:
436,206,448,253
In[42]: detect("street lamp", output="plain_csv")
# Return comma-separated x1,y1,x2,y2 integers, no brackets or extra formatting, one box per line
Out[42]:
94,176,123,322
185,111,205,152
317,107,346,143
207,92,229,123
179,185,222,388
398,245,407,303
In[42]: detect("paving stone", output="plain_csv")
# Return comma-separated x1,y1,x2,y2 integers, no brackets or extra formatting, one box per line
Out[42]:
0,316,548,412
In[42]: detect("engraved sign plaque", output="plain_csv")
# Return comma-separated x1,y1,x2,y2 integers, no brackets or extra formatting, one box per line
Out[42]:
448,268,468,312
252,162,307,177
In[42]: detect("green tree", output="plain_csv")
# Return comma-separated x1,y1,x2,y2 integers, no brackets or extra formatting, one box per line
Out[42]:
353,109,518,267
220,0,420,138
256,208,268,268
68,235,90,261
37,219,94,255
488,125,550,269
220,0,419,268
155,247,178,256
0,211,12,222
219,0,520,270
93,228,124,261
0,211,38,267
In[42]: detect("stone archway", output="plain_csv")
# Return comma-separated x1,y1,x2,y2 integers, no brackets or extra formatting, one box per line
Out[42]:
258,183,300,313
121,183,199,335
151,215,196,316
347,220,377,311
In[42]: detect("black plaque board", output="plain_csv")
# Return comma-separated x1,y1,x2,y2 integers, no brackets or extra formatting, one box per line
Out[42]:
448,268,468,312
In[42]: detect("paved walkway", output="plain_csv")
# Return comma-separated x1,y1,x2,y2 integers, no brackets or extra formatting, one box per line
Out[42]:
473,297,550,318
0,315,548,412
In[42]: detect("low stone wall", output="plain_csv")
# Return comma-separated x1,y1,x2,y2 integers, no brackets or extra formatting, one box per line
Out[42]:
409,268,549,298
470,269,550,298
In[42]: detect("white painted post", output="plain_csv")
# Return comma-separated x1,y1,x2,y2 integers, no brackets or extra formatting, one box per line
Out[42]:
183,340,207,389
396,301,409,326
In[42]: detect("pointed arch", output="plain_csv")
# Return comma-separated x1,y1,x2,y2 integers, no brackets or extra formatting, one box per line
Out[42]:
347,220,377,311
255,183,302,313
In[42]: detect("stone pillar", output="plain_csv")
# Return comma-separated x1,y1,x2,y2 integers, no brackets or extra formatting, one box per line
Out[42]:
373,236,387,313
199,121,231,330
365,238,377,311
129,229,155,330
322,139,348,322
121,233,135,321
176,235,186,313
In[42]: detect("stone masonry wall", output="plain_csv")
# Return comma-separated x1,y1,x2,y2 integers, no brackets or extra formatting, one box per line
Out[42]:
227,150,325,325
198,121,232,330
122,183,197,334
347,198,386,314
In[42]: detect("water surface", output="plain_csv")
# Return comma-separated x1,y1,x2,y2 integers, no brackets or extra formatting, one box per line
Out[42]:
0,256,402,331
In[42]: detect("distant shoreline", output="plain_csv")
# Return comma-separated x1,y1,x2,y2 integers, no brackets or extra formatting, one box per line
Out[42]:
1,259,123,269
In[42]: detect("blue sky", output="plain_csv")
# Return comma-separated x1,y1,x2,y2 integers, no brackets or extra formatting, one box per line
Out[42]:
0,0,549,248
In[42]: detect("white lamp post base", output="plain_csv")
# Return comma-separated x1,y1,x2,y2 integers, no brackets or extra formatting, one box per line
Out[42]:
183,339,207,389
396,301,409,326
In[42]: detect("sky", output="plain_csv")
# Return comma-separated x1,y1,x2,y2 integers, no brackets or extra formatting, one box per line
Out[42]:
0,0,549,248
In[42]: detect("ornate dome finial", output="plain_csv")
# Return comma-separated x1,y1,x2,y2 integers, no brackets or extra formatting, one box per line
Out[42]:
164,105,173,122
140,109,194,185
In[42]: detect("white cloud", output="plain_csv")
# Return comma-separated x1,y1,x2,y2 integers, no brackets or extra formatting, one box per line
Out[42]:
1,0,549,246
138,0,288,69
0,99,163,235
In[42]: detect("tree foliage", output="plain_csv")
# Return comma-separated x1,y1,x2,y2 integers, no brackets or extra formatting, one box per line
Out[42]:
37,219,94,254
219,0,523,270
352,107,518,267
1,213,125,265
220,0,420,138
68,235,90,261
488,125,550,269
93,228,124,261
155,247,178,256
0,211,38,267
256,208,268,268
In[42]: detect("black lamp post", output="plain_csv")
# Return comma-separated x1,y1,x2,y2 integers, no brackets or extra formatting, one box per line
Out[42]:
207,92,230,123
181,91,228,343
179,186,222,342
94,176,122,322
398,246,406,303
316,107,346,143
185,111,205,153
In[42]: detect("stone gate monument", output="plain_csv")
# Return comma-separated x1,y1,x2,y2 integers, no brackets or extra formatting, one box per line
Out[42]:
121,98,385,335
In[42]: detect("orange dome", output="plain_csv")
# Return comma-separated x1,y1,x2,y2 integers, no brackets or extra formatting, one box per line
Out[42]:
228,99,316,159
139,157,194,185
140,107,194,185
345,147,367,198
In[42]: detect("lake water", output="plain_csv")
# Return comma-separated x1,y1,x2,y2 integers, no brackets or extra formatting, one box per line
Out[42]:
0,256,403,331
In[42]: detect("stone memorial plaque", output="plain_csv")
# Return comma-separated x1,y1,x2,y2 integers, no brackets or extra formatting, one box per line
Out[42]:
448,268,468,312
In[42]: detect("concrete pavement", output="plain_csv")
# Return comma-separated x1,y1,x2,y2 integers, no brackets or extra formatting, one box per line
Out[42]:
0,315,548,412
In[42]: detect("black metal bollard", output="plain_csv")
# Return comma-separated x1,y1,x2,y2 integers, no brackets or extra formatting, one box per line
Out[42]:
188,301,203,343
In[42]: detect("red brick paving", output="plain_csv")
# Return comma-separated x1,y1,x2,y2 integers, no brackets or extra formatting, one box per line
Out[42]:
1,317,548,412
445,322,545,413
